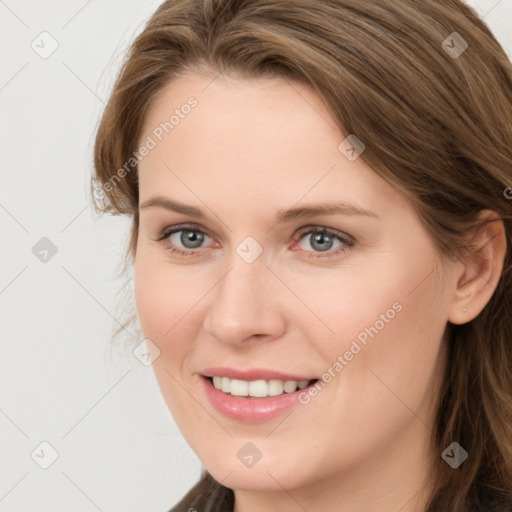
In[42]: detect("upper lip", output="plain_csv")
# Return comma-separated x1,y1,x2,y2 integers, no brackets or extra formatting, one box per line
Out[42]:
200,367,318,382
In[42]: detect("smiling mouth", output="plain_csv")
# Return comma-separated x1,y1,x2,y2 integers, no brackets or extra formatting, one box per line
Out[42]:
204,375,319,398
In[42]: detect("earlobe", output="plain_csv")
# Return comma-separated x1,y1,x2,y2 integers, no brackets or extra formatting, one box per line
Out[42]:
448,210,507,325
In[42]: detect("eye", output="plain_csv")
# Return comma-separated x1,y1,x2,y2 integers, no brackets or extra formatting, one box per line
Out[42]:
156,224,214,254
156,223,354,259
169,228,210,249
295,227,353,258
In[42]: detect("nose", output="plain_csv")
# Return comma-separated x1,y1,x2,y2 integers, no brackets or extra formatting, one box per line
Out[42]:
202,252,286,346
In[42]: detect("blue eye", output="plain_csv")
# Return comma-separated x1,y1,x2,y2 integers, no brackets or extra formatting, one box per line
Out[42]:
156,224,354,259
158,225,213,253
296,227,353,258
169,228,210,249
299,230,342,252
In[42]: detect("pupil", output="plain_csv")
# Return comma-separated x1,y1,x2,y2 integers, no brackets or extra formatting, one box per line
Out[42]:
312,232,332,252
182,230,204,248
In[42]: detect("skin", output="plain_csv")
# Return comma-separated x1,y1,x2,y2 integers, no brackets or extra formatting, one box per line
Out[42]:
133,69,505,512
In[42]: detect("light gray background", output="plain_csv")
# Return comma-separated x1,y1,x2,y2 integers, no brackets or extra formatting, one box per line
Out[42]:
1,1,511,511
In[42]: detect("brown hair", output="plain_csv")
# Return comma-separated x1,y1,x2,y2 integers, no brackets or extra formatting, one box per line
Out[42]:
92,0,512,510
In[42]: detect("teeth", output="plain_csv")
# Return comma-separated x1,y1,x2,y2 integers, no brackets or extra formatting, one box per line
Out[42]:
210,376,312,397
283,380,297,393
249,379,268,397
230,379,249,396
268,379,284,396
221,376,231,393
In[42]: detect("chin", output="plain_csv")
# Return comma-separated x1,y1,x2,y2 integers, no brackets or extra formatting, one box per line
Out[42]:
210,465,295,492
201,450,312,493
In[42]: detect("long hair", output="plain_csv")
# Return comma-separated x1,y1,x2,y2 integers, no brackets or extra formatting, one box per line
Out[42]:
92,1,512,510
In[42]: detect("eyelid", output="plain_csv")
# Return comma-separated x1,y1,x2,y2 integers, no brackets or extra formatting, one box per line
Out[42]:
156,222,213,242
156,223,218,254
294,225,355,245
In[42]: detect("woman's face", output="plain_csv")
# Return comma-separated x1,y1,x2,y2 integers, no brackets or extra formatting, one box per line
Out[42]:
134,70,456,504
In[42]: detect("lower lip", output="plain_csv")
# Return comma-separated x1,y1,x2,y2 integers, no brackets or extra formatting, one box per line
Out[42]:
200,376,315,423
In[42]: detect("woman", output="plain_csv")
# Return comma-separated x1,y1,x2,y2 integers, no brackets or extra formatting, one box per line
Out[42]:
92,0,512,510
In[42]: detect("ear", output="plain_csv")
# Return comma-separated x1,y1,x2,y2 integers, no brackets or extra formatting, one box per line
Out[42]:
448,210,507,325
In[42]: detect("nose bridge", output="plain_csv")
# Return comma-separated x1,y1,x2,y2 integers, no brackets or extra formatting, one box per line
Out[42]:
224,256,263,306
203,246,283,344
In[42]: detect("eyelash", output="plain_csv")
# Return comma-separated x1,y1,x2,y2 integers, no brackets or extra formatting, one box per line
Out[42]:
155,223,354,259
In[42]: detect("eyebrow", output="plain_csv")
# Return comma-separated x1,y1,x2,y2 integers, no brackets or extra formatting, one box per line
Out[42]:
139,196,379,223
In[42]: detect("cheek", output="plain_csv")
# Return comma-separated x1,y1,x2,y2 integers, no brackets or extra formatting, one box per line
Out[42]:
286,263,408,357
133,254,202,422
323,266,446,435
134,262,170,340
303,251,447,408
134,251,202,341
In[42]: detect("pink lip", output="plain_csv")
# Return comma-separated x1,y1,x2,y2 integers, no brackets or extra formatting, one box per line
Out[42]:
201,366,316,382
199,374,318,423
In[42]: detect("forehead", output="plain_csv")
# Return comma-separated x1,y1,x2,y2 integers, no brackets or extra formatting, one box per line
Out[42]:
137,71,402,217
140,69,338,147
